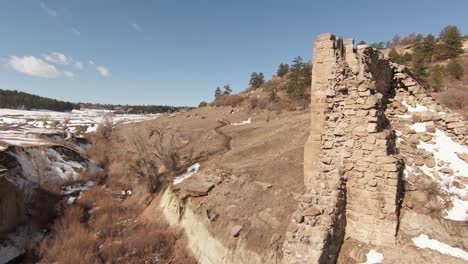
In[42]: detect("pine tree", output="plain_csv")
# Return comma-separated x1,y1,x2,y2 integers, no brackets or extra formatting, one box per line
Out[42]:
388,48,402,64
249,72,265,88
223,85,232,95
421,34,436,62
277,64,289,77
429,65,445,91
436,25,463,60
412,49,428,85
214,87,222,98
287,56,307,99
258,72,265,86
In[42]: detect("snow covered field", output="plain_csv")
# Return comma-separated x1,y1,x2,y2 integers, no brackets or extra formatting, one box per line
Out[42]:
0,108,159,148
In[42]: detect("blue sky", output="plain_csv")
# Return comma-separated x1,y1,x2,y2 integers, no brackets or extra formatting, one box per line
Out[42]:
0,0,466,106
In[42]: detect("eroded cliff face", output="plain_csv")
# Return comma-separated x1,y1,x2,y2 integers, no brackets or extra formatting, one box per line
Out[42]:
283,33,467,263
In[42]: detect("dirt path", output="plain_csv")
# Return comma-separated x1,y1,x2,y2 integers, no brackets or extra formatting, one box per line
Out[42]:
214,120,232,153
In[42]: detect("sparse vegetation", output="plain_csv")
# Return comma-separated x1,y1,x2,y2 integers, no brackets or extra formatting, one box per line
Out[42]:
213,94,244,107
198,101,208,107
39,189,196,264
446,59,464,80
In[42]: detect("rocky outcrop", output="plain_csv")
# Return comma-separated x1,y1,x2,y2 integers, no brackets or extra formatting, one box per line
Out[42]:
0,169,26,237
283,33,468,263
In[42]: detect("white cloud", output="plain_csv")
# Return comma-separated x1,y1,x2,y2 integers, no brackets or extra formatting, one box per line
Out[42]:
6,56,59,78
89,60,95,65
97,66,110,77
63,71,75,79
71,28,81,36
43,52,68,65
131,22,142,32
40,1,57,17
74,61,83,70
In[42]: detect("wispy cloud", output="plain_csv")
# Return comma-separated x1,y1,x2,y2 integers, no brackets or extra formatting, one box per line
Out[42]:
6,56,59,78
71,27,81,36
74,61,83,70
63,71,75,79
97,66,110,77
43,52,68,65
89,60,95,65
40,1,57,17
131,22,142,32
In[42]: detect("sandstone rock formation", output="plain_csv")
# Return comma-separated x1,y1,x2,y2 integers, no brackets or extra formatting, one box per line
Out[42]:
283,33,468,263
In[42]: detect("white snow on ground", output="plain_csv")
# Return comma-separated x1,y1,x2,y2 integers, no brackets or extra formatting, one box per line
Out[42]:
418,129,468,177
415,129,468,221
409,122,427,133
0,108,159,148
412,234,468,261
446,197,468,221
0,225,44,263
173,163,200,185
396,114,412,119
232,117,251,126
62,180,95,195
360,250,384,264
402,101,428,112
399,107,468,221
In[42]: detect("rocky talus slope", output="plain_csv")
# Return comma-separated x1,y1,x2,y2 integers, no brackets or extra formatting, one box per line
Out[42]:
282,34,467,264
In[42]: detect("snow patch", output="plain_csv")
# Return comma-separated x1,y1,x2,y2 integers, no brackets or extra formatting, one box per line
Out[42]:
445,197,468,221
409,122,426,133
232,118,251,126
402,101,428,112
361,249,384,264
173,163,200,185
62,180,95,195
412,234,468,261
396,114,412,119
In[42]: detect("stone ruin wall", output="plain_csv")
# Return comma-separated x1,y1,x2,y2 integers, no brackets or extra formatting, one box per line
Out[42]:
282,33,468,263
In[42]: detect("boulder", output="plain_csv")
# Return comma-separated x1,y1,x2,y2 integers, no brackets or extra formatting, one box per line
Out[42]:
177,180,215,197
231,225,243,237
303,207,321,217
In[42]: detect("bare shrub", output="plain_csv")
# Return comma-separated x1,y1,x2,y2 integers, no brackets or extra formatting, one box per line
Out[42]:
123,121,187,193
213,94,244,107
77,186,108,208
79,167,106,183
249,96,259,109
438,89,467,109
17,147,51,185
87,117,115,167
91,199,139,238
422,181,440,197
96,113,114,140
38,206,99,264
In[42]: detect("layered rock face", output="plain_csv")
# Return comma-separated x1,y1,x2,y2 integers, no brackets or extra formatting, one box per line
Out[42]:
283,33,468,263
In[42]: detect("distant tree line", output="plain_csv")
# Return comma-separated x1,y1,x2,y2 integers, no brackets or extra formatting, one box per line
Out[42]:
365,25,465,90
78,103,186,114
0,89,186,113
0,89,79,111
